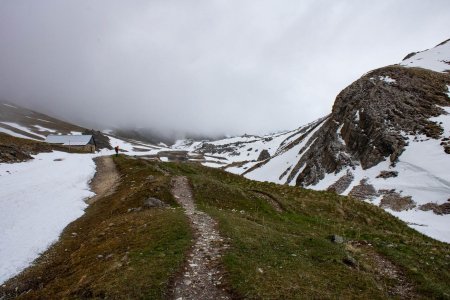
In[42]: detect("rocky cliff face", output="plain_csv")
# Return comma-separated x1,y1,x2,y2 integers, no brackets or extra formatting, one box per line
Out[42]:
293,65,450,187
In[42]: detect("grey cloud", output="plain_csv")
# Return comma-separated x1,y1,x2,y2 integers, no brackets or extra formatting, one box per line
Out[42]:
0,0,449,137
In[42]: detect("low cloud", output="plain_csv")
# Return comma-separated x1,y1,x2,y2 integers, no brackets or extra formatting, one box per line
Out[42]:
1,0,449,137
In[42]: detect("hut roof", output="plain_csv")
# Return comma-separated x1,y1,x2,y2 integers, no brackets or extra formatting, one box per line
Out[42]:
45,135,93,146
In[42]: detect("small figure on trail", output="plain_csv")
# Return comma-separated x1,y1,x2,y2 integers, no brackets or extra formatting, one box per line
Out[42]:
114,145,119,157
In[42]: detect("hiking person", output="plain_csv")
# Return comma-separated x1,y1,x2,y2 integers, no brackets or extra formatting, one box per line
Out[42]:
114,145,119,156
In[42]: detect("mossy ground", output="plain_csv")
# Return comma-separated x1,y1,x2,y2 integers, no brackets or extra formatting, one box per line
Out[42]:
2,156,449,299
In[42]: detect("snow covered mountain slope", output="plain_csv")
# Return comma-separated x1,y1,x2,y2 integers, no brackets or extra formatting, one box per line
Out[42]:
174,40,450,242
0,102,168,153
400,38,450,72
0,102,87,140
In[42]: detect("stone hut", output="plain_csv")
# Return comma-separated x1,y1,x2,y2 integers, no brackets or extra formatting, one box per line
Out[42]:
44,135,96,152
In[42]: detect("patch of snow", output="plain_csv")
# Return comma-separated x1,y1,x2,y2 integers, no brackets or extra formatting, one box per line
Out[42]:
387,209,450,244
2,103,17,109
102,135,164,156
447,85,450,98
206,135,260,146
0,151,96,283
33,125,56,133
37,118,52,123
70,131,83,135
310,167,351,192
172,139,204,151
0,122,45,139
400,41,450,73
245,123,323,184
336,124,345,145
105,135,135,152
102,129,114,135
0,127,31,139
202,161,225,168
355,110,360,122
379,76,396,84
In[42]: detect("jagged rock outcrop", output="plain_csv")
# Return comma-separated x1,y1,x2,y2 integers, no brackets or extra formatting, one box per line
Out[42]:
293,66,450,187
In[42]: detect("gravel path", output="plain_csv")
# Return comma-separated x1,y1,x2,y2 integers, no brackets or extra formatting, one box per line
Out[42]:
171,176,231,300
86,156,120,204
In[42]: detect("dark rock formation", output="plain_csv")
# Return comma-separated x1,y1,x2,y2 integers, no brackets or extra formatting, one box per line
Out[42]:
379,190,416,211
419,201,450,215
376,171,399,179
326,170,354,194
292,66,450,187
348,179,378,201
197,143,240,156
257,149,270,161
0,133,53,163
0,145,33,163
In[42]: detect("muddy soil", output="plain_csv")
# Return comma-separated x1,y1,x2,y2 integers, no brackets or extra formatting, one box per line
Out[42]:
86,156,120,204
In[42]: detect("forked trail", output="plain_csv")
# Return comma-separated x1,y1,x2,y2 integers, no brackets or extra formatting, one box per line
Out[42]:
171,176,231,300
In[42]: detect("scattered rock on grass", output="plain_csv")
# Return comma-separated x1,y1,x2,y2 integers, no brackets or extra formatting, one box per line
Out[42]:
331,235,344,244
343,255,358,267
143,197,167,208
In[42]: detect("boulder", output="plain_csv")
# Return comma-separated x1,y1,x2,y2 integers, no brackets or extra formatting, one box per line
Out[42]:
143,197,167,208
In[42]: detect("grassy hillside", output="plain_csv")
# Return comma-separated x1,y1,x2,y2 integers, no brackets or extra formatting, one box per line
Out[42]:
1,156,449,299
164,161,450,299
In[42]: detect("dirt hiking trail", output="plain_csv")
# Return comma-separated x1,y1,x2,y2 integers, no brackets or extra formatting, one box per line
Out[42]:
171,176,231,300
86,156,120,204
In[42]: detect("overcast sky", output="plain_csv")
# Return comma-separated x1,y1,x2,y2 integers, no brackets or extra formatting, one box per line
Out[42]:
0,0,449,137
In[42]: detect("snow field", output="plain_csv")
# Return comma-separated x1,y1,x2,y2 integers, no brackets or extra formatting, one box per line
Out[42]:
0,152,96,283
400,40,450,73
0,122,45,139
33,125,56,133
0,127,31,140
245,124,323,184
